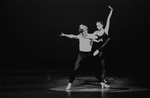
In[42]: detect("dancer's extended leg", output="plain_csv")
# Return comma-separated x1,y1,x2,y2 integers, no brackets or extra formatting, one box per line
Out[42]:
66,53,82,90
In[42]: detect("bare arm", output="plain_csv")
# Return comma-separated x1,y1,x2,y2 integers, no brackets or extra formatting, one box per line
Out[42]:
93,38,102,43
104,6,113,35
60,32,79,39
85,34,98,40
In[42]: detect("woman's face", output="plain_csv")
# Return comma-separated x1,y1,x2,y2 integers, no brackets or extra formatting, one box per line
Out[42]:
96,22,103,30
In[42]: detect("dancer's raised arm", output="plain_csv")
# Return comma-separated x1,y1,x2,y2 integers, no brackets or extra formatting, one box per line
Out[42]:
105,6,113,35
60,32,79,39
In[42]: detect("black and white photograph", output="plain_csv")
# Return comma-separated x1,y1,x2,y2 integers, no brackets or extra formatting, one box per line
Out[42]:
0,0,149,98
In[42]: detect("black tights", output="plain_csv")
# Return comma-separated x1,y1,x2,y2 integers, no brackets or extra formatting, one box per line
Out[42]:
69,51,103,83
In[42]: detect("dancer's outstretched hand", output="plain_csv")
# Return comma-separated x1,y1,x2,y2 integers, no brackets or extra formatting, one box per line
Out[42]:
93,50,99,56
60,32,65,36
108,5,113,10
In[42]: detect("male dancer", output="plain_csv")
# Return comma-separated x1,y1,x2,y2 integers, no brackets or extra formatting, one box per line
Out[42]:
92,6,113,89
60,24,100,90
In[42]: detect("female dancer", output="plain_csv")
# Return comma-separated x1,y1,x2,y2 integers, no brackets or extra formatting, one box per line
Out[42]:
92,6,113,89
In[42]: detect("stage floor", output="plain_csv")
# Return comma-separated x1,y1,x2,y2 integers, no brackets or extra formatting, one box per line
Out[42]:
0,69,149,98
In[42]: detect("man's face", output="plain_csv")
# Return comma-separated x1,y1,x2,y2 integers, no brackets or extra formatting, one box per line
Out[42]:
82,31,88,36
79,25,88,36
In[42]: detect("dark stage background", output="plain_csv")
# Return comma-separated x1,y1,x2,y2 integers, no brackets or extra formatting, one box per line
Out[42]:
0,0,149,77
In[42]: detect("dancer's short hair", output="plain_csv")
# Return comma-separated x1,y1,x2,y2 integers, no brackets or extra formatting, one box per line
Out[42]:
79,24,88,33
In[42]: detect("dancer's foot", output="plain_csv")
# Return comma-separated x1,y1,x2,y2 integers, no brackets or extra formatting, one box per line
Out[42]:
100,82,110,89
66,83,72,90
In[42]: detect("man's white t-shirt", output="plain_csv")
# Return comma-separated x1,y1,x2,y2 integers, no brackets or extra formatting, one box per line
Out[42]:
78,35,93,52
